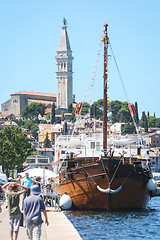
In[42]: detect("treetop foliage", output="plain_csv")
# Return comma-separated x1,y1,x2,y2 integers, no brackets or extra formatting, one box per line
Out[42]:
43,132,52,148
22,102,46,120
0,126,32,173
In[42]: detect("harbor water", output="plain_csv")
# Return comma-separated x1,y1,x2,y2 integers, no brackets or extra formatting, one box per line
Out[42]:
66,198,160,240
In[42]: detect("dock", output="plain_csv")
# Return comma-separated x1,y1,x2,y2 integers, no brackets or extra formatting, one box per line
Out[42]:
0,202,82,240
151,187,160,197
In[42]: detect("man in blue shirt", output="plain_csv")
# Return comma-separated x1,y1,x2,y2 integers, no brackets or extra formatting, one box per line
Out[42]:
23,185,49,240
21,172,33,199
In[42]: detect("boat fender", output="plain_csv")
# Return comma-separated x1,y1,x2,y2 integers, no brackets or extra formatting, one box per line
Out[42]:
97,185,122,194
59,192,72,210
146,179,157,191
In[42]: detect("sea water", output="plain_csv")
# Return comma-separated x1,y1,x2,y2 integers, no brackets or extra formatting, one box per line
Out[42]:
66,198,160,240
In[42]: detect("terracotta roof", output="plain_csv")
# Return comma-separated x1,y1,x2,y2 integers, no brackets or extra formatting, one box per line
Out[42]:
35,147,54,152
39,124,54,129
11,91,56,98
149,133,160,136
1,113,15,117
45,108,52,114
4,121,17,126
29,99,54,105
64,113,72,116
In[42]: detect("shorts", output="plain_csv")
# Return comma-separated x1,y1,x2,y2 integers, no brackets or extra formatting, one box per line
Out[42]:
9,214,21,232
26,224,42,240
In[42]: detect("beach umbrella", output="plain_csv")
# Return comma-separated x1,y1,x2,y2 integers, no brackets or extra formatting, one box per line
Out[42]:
20,168,56,179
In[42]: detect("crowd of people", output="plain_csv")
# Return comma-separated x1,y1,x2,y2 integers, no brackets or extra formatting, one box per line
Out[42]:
0,172,55,240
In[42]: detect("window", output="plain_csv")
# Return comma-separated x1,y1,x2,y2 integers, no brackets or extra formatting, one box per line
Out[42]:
26,159,35,164
91,142,95,149
38,159,48,163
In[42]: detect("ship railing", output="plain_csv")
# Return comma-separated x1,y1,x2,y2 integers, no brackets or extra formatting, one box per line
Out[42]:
42,191,61,212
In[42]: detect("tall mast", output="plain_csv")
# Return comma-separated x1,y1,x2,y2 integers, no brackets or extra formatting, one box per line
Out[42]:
103,23,109,154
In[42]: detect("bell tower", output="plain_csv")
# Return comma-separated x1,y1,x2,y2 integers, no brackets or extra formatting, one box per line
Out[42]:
55,18,74,111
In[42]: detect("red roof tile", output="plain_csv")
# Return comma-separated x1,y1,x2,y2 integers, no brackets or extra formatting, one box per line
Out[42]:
45,108,52,114
64,113,72,116
11,91,56,98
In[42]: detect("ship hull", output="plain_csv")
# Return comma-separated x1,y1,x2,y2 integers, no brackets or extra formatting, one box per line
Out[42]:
54,157,151,211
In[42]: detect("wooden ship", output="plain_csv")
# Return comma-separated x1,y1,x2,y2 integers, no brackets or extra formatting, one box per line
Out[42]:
54,24,156,211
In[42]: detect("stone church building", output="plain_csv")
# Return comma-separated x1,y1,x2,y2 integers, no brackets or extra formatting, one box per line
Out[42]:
1,19,74,116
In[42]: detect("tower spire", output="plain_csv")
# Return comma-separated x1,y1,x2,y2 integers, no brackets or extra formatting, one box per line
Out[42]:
57,18,71,52
55,19,74,111
62,17,67,26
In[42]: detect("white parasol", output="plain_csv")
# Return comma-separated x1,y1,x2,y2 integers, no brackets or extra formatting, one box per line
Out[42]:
20,168,56,179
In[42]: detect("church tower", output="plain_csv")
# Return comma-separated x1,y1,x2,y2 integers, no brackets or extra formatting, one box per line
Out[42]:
55,18,74,111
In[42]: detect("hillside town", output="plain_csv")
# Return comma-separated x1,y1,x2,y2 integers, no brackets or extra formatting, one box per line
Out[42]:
1,6,160,239
1,18,160,175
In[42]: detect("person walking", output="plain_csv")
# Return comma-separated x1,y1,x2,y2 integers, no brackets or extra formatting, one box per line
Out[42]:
2,181,28,240
21,172,33,199
23,185,49,240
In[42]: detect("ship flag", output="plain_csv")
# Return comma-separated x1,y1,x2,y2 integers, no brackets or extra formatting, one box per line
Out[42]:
83,112,90,120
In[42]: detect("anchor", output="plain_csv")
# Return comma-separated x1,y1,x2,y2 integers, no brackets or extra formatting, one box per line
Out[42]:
97,185,122,194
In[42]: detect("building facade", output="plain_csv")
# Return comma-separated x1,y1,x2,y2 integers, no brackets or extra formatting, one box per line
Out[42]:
1,91,56,116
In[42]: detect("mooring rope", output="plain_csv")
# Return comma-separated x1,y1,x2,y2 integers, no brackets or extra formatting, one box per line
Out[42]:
109,159,122,185
81,165,97,185
100,157,110,185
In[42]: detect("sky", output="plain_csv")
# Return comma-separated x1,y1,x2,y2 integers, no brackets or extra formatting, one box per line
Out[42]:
0,0,160,118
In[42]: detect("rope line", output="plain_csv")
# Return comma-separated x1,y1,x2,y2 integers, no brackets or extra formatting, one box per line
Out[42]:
109,40,141,145
100,157,110,185
109,159,122,185
81,165,97,185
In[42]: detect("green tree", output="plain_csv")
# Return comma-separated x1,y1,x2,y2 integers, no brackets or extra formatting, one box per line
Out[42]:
13,118,24,127
0,126,32,176
22,102,46,121
51,103,55,124
144,116,148,133
90,99,103,120
63,122,68,134
43,132,51,148
30,124,39,139
122,123,136,134
80,102,90,115
149,116,156,127
111,100,131,124
140,111,146,128
147,111,150,128
156,118,160,128
119,103,130,123
68,103,73,113
135,102,139,124
61,111,65,121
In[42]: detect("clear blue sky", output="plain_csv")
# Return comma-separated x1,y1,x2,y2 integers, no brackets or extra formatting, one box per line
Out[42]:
0,0,160,118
